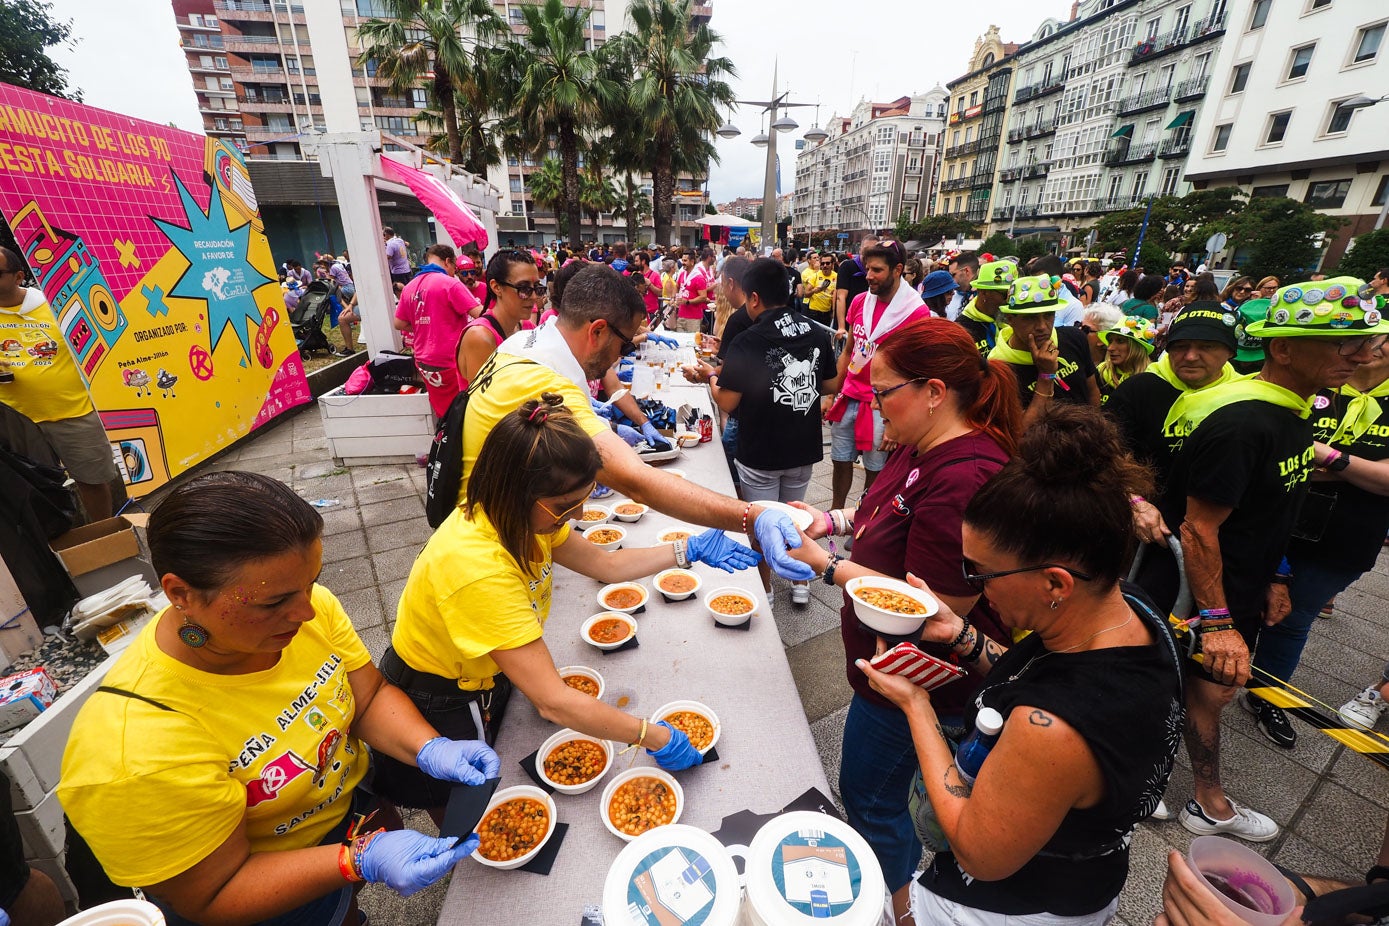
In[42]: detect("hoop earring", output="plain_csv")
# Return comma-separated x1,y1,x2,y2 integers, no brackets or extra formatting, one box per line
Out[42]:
1049,599,1060,611
178,616,210,648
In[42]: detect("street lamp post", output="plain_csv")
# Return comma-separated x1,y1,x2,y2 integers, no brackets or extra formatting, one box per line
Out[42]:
717,63,826,253
1343,94,1389,230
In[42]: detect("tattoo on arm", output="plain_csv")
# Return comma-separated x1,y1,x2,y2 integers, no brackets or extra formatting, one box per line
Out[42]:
983,639,1006,667
1027,709,1053,727
943,766,973,799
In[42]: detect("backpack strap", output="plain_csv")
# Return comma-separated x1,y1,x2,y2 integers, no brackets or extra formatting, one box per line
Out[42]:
97,685,178,713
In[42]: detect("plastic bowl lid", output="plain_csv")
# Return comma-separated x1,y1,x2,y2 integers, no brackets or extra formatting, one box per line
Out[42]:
744,811,886,925
601,824,742,926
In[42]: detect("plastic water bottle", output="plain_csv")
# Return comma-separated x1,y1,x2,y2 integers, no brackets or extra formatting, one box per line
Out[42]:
910,707,1005,852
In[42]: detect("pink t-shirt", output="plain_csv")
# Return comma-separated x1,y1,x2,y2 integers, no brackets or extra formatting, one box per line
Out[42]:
678,267,713,319
841,290,933,403
640,269,662,318
393,270,480,368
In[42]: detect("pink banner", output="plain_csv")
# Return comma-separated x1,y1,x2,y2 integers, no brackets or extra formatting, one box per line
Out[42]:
380,156,489,250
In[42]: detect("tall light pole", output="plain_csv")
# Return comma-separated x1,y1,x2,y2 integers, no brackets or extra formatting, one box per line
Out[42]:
717,63,826,253
1340,93,1389,230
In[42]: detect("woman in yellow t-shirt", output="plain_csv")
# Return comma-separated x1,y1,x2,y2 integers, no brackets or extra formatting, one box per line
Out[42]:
58,472,500,926
376,394,760,814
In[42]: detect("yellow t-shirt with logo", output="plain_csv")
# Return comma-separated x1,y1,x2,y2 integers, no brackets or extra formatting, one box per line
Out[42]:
801,268,836,316
458,355,608,504
0,287,95,422
57,585,372,887
392,506,569,690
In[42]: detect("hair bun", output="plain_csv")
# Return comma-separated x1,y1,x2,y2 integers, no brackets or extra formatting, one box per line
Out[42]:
519,393,567,427
1015,405,1118,485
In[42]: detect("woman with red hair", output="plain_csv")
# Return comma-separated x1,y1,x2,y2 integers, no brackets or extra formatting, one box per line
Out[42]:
791,317,1023,926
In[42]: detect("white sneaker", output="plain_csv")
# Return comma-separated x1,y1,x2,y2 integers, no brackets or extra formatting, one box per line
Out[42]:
1149,799,1173,821
1339,686,1389,729
1179,797,1279,842
791,583,810,607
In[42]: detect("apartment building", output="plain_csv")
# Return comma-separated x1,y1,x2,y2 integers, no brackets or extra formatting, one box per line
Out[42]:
936,26,1020,225
793,91,948,241
1185,0,1388,266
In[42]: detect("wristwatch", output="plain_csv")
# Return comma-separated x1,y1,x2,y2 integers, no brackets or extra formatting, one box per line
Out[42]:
1328,451,1352,472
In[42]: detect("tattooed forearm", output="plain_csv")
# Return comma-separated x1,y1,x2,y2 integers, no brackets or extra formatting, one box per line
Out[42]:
983,639,1006,668
943,766,973,799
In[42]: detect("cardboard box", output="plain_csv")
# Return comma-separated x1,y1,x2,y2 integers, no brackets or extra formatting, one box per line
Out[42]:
49,515,159,599
0,668,57,733
0,609,44,673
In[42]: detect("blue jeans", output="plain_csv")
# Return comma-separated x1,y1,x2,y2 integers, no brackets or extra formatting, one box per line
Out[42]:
722,416,740,487
839,694,926,893
1252,558,1363,683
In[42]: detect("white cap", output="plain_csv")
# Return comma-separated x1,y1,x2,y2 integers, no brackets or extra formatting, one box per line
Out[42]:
975,707,1005,736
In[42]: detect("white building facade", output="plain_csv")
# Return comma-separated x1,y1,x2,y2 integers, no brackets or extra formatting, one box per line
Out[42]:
1184,0,1388,266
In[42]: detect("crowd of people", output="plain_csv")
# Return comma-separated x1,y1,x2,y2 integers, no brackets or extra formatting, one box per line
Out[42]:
16,218,1389,926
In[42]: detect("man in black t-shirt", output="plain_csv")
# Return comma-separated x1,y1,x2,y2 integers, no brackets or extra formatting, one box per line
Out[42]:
688,256,750,488
1149,281,1389,843
989,273,1100,427
834,235,877,342
956,260,1016,356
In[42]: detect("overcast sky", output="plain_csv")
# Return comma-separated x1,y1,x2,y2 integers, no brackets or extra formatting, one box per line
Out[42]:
48,0,1073,201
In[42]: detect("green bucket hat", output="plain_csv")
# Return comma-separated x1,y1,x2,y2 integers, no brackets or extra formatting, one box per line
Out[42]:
1004,274,1064,314
1246,277,1389,338
1098,315,1159,355
974,260,1018,292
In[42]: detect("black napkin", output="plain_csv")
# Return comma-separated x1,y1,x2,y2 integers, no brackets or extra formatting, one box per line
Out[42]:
519,821,568,875
600,636,640,655
713,616,752,631
699,745,720,765
658,591,696,604
518,750,555,793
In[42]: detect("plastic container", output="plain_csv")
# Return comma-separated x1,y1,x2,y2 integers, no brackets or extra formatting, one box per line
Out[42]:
582,612,639,651
557,665,606,700
612,502,650,522
535,729,615,795
471,784,559,870
586,524,628,551
1187,835,1297,926
598,582,650,614
704,586,758,627
657,527,696,544
754,500,815,532
575,504,612,527
649,699,721,755
844,576,937,638
56,899,166,926
743,811,888,925
602,824,742,926
653,568,702,601
600,767,684,842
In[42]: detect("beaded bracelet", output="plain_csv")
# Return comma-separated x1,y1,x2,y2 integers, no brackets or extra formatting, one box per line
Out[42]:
961,628,987,663
338,842,363,883
949,617,973,651
741,502,755,537
349,830,383,882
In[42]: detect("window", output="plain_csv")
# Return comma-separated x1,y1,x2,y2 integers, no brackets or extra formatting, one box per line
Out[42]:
189,13,203,26
1307,0,1331,9
1161,166,1182,196
199,55,214,68
1304,179,1352,208
214,56,228,69
969,91,979,107
1145,16,1162,39
205,15,218,28
1173,5,1191,35
1353,23,1385,64
219,78,234,90
1107,174,1123,201
1131,173,1146,198
1325,100,1357,134
509,178,522,193
411,88,427,108
1212,123,1233,151
1230,62,1251,93
1374,175,1388,207
509,7,523,22
1252,183,1290,198
1287,44,1315,80
1249,0,1271,29
982,52,995,67
1264,111,1292,144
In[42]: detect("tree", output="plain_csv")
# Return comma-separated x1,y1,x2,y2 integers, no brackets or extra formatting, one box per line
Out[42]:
980,231,1015,257
0,1,80,100
1336,228,1389,281
356,0,504,170
528,158,567,238
580,170,622,243
894,214,978,247
499,0,616,247
611,0,736,247
1014,236,1051,265
1231,197,1342,282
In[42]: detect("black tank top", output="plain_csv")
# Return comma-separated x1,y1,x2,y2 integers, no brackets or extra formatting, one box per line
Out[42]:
923,584,1183,916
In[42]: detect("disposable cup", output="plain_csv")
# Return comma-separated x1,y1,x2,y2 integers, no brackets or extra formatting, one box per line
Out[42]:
1187,835,1296,926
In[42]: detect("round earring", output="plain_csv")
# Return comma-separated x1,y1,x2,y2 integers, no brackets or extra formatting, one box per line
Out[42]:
178,615,210,648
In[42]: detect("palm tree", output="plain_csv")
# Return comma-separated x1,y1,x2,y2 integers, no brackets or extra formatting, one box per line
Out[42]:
527,158,567,237
609,0,736,246
498,0,617,247
355,0,504,169
581,171,624,244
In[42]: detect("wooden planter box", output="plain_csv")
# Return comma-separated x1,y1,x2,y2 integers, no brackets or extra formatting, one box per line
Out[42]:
318,387,434,465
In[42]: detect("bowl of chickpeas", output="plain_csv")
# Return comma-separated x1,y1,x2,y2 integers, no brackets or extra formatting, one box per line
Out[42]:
472,785,558,870
600,767,684,842
650,700,720,755
573,505,612,527
612,502,649,523
586,524,628,551
845,575,937,637
557,665,605,700
536,729,615,795
702,586,758,626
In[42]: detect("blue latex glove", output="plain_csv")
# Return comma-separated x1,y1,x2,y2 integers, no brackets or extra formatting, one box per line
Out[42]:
616,367,634,383
647,333,680,348
686,528,761,572
0,908,9,926
647,720,703,771
591,398,622,422
615,423,642,446
360,829,479,896
415,736,501,786
754,510,816,581
640,421,672,450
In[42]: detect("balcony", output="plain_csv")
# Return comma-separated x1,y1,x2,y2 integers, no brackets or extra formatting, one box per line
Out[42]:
944,139,982,159
1105,141,1157,166
239,98,294,113
1023,119,1057,140
1092,194,1149,212
1185,12,1227,46
215,0,304,22
1159,135,1192,159
1118,86,1172,116
1014,77,1065,105
998,166,1024,183
941,176,974,192
178,18,221,31
244,126,296,142
230,65,285,82
1174,75,1209,102
1023,162,1048,179
225,36,282,54
1131,27,1189,65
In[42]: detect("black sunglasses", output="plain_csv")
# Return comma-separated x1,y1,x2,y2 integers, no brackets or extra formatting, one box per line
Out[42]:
606,319,639,356
498,280,546,298
961,557,1093,592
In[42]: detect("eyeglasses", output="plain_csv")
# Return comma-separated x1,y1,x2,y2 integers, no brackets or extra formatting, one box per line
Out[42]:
870,378,927,403
961,557,1094,592
498,280,547,299
1327,334,1389,357
1234,286,1253,293
606,319,639,356
457,269,477,277
536,481,597,523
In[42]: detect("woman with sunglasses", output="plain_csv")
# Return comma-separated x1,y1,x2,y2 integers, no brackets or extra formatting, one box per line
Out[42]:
1221,276,1255,311
374,395,760,820
786,318,1022,926
1096,316,1157,405
865,406,1181,926
456,250,547,391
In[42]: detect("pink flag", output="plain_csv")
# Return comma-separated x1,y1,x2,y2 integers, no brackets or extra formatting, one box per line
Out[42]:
379,157,489,249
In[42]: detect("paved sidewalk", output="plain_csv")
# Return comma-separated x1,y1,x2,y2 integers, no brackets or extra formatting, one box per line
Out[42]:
207,407,1389,925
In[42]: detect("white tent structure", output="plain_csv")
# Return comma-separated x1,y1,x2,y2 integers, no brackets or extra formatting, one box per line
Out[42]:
696,213,755,228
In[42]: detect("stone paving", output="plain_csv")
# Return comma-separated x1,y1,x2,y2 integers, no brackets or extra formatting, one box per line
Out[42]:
202,405,1389,926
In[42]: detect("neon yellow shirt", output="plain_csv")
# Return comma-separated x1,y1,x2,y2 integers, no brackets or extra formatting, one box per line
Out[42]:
57,586,372,887
392,506,569,690
0,287,95,422
801,268,836,315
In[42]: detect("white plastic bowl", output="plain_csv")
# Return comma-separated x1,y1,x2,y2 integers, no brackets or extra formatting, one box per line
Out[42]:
656,527,696,544
596,582,649,614
753,500,815,532
585,523,627,551
574,504,612,527
471,785,558,870
653,568,702,601
674,431,701,448
581,611,639,650
845,575,938,637
600,767,684,842
557,665,605,700
610,501,649,523
535,729,615,795
703,586,758,626
650,699,721,755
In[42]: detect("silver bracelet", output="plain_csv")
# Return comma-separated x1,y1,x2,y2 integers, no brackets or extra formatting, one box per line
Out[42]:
673,538,691,569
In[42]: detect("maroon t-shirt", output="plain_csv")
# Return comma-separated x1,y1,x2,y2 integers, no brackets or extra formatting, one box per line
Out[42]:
839,430,1011,717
